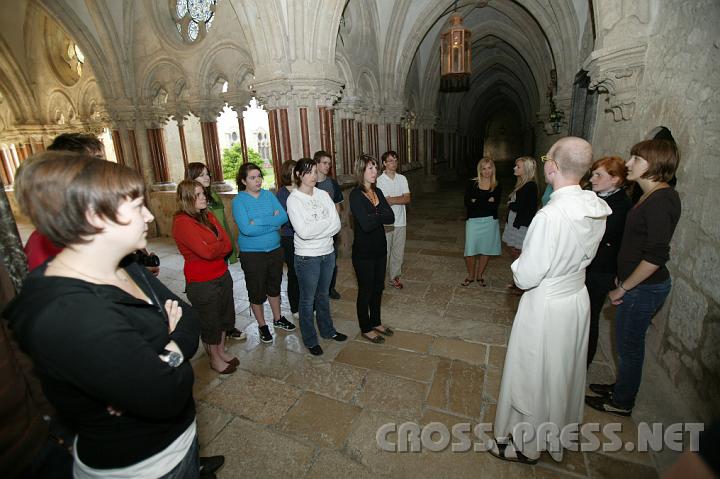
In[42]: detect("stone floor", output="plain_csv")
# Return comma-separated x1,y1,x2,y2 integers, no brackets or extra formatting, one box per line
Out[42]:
16,184,667,478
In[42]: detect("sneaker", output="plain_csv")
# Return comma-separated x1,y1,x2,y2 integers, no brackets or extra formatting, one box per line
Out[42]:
331,332,348,342
308,345,324,356
589,383,615,398
258,325,273,343
226,328,247,341
329,289,341,300
273,316,296,332
585,395,632,417
292,312,299,320
391,276,404,289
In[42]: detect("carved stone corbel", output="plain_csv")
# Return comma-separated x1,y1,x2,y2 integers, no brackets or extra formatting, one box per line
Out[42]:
584,44,647,121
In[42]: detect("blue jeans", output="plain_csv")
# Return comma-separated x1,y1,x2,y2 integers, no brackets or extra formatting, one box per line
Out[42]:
295,253,337,348
613,278,672,408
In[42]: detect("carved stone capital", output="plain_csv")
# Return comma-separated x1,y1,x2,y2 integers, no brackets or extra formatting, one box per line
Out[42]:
188,100,224,123
254,78,344,109
584,44,647,121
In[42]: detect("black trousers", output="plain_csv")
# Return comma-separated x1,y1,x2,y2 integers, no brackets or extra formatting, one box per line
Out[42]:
281,236,300,314
585,270,615,367
352,255,386,333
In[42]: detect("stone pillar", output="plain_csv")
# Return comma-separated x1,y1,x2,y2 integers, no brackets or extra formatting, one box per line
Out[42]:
199,120,231,192
253,78,343,178
318,107,337,177
237,115,249,164
176,119,189,168
0,147,13,184
299,107,311,158
111,129,126,167
126,129,143,173
146,127,175,190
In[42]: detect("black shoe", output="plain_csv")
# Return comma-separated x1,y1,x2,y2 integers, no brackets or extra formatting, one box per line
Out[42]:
589,383,615,398
331,332,347,342
309,345,324,356
259,325,273,343
273,316,296,331
585,395,632,417
199,455,225,474
329,289,341,300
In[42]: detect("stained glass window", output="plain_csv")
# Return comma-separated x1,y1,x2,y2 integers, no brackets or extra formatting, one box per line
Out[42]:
174,0,216,43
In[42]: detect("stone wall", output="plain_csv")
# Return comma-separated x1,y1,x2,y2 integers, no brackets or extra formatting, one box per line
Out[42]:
588,0,720,419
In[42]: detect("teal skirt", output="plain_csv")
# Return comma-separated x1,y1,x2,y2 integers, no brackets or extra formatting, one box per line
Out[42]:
464,217,501,256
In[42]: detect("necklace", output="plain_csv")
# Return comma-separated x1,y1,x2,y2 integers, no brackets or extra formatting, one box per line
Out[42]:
52,256,129,287
636,182,668,206
363,188,378,206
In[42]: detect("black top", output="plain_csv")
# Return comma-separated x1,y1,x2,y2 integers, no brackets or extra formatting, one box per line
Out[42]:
465,180,502,219
587,188,632,274
349,186,395,259
4,261,200,469
508,181,538,228
617,187,681,284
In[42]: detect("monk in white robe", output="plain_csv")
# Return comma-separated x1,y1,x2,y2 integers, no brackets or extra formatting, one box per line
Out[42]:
491,137,612,464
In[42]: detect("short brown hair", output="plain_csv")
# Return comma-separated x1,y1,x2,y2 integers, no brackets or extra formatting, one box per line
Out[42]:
47,132,104,158
280,160,297,187
313,150,331,162
236,163,263,191
354,154,377,192
14,151,144,247
630,139,679,182
591,156,628,186
293,158,315,186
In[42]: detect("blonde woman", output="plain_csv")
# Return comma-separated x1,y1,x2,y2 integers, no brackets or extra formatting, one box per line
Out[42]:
462,158,502,286
502,156,538,292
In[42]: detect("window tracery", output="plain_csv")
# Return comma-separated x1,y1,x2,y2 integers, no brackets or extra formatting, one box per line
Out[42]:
172,0,217,43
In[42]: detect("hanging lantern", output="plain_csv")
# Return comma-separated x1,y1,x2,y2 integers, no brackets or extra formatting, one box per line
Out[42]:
439,14,471,92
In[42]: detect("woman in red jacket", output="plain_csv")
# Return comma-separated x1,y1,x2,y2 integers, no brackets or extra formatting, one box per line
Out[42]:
172,180,238,374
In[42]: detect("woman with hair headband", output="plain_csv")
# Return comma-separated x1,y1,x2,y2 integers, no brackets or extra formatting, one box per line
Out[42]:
462,157,502,287
173,179,238,374
502,156,538,293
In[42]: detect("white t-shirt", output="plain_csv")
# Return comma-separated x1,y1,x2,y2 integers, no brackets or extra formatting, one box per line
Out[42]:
376,172,410,227
286,187,341,256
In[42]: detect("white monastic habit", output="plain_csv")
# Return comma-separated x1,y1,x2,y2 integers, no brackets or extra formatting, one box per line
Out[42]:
494,185,612,462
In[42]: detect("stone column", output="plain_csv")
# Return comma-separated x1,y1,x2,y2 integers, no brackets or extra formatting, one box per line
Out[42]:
254,79,342,178
237,114,249,164
0,147,13,184
199,120,231,192
175,117,189,168
111,129,126,167
146,126,175,191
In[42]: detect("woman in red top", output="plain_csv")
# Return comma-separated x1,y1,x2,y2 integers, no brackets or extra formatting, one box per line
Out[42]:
172,180,238,374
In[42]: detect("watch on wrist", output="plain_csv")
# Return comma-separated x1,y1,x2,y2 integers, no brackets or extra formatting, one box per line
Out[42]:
159,349,184,367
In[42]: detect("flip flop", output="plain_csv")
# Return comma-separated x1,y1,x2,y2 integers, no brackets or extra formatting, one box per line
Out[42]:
362,332,385,344
461,278,475,287
373,326,394,336
476,277,486,287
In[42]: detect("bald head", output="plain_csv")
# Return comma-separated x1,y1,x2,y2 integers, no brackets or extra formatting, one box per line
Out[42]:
548,137,593,180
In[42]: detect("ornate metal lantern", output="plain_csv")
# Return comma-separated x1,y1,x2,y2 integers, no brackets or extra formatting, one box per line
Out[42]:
440,14,471,92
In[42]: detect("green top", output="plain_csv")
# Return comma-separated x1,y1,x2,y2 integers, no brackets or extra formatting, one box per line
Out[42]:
208,190,238,264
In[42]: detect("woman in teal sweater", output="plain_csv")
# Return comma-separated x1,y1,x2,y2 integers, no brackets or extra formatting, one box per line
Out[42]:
232,163,296,343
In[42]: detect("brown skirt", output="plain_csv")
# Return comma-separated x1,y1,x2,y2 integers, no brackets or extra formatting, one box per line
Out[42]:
186,270,235,344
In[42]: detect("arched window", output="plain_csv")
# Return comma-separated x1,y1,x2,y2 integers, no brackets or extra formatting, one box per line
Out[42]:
173,0,217,43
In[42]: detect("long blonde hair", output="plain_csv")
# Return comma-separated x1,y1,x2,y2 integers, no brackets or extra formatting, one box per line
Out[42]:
473,157,497,191
512,156,537,194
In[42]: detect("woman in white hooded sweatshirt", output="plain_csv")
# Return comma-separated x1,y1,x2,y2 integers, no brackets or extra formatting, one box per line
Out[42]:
286,158,348,356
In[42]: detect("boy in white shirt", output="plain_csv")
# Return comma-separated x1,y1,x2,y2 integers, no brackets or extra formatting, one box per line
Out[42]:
376,151,411,289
